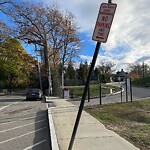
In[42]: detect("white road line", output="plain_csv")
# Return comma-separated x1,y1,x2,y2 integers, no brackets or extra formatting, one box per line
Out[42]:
0,99,23,111
22,139,46,150
0,119,46,133
0,113,46,126
0,127,46,144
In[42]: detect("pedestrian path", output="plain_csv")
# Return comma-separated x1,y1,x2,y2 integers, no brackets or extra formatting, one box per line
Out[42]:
46,97,139,150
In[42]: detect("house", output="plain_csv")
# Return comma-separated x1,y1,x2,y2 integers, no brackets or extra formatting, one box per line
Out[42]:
115,69,128,81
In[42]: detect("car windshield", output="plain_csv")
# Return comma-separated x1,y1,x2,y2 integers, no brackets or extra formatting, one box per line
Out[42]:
28,89,41,92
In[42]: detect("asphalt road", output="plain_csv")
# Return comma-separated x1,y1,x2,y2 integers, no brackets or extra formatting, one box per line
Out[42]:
132,86,150,99
0,95,51,150
71,85,150,106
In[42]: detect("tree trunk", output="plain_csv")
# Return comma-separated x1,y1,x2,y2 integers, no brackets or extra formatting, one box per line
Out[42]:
43,43,52,95
52,68,61,96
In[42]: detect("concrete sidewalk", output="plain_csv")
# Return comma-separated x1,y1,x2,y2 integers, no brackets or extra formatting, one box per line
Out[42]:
46,97,139,150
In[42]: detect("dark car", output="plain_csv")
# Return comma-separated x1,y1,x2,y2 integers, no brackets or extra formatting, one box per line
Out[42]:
26,89,43,100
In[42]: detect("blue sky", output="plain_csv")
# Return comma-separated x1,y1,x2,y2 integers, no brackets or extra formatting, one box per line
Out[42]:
1,0,150,72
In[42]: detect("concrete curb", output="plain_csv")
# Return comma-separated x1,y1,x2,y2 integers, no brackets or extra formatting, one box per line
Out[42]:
46,101,59,150
112,87,124,95
134,96,150,101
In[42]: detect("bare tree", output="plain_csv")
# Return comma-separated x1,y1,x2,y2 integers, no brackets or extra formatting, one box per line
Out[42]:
128,63,150,79
96,61,115,82
1,1,81,95
59,11,81,96
98,61,115,74
0,0,11,12
0,0,11,5
0,20,13,42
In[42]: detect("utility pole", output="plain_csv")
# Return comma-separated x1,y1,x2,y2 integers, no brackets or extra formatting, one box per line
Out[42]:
35,44,42,91
48,56,52,96
62,68,64,98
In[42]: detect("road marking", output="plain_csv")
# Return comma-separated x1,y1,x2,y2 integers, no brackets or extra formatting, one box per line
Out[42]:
0,113,46,126
22,140,46,150
0,99,23,112
0,119,46,133
0,127,46,144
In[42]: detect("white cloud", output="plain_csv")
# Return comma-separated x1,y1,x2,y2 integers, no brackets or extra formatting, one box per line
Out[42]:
104,0,150,69
45,0,150,71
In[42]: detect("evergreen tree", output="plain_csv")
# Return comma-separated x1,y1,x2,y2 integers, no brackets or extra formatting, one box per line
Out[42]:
77,61,89,85
65,61,76,85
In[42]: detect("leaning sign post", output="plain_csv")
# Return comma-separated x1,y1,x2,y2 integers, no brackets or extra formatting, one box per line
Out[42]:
68,1,117,150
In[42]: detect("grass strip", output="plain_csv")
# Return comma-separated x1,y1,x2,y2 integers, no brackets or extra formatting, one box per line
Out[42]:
85,99,150,150
66,84,120,99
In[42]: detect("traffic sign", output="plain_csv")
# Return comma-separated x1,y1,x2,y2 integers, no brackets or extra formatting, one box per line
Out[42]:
92,3,117,43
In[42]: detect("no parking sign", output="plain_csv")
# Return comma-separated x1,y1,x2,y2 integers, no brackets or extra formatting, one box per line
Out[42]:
92,3,117,43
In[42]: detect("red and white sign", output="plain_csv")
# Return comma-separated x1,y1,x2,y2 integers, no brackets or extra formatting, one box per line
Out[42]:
92,3,117,43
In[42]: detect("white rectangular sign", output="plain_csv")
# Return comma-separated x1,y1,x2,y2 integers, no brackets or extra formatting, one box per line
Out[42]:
92,3,117,43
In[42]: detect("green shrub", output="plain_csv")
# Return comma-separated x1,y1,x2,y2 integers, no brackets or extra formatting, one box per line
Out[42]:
132,76,150,87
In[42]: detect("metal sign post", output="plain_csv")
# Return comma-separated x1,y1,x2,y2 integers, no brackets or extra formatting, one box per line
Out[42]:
68,1,117,150
121,85,123,103
126,78,133,102
100,83,102,105
130,78,133,102
125,78,128,102
68,42,101,150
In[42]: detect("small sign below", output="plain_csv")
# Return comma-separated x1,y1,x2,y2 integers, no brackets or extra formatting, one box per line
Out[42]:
92,3,117,43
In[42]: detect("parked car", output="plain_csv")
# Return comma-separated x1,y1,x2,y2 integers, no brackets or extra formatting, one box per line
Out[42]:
26,89,43,100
